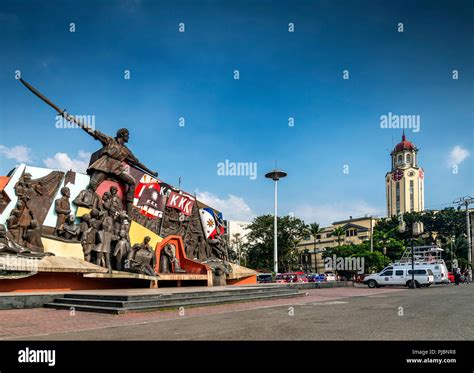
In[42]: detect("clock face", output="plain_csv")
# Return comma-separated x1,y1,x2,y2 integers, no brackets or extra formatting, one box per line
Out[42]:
392,169,403,181
419,169,424,180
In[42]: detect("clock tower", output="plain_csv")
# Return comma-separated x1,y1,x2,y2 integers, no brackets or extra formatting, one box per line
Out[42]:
386,131,424,217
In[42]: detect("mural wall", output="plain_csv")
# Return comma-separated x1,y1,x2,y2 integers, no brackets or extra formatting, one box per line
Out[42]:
0,161,229,275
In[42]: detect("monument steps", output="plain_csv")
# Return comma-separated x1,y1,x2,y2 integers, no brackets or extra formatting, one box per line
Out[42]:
44,286,306,314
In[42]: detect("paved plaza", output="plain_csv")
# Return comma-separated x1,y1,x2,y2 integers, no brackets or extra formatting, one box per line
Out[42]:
1,284,472,340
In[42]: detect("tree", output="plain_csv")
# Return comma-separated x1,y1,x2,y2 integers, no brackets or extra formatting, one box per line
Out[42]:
332,227,345,246
308,222,324,250
308,222,325,272
245,214,308,272
322,242,387,275
372,226,405,264
450,236,470,269
374,208,468,264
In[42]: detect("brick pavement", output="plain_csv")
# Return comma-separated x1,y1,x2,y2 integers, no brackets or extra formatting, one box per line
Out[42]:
0,287,404,340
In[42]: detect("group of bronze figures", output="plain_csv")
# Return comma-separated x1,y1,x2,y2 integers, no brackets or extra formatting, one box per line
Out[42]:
56,184,185,276
1,112,229,277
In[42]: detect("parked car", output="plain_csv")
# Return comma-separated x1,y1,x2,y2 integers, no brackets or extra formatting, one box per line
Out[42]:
275,272,308,283
324,272,336,281
448,272,455,283
275,273,294,283
257,273,273,283
296,273,308,283
363,265,434,288
308,273,325,282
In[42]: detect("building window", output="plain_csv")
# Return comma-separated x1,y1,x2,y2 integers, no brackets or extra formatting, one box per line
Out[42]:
406,153,411,164
410,180,414,212
397,154,402,163
316,234,321,239
345,229,357,237
396,182,400,214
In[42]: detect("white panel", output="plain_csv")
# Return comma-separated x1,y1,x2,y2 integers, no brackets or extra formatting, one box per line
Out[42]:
43,172,91,228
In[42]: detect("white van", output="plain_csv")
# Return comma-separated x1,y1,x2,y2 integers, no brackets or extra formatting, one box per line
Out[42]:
363,265,434,288
395,246,449,284
392,261,449,284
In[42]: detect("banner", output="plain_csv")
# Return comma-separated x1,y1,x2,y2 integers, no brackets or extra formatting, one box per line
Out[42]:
166,191,195,216
133,174,170,218
200,207,217,239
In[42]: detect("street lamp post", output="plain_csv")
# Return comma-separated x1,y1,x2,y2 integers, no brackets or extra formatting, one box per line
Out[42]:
265,169,287,275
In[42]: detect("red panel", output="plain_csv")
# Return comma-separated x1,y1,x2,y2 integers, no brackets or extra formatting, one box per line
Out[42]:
95,180,125,200
154,236,210,275
0,176,10,192
0,273,150,292
227,275,257,285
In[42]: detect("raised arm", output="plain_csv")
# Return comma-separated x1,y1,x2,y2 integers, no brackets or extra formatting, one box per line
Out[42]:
126,153,158,177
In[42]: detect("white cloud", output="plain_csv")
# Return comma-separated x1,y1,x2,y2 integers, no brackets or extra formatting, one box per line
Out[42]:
447,145,470,167
293,200,381,226
0,145,32,163
43,151,91,173
196,191,255,222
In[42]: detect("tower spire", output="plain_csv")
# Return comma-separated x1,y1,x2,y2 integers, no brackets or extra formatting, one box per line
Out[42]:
402,129,406,141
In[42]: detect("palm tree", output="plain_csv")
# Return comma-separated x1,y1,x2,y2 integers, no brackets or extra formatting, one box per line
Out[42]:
308,223,324,249
332,227,345,246
308,223,324,272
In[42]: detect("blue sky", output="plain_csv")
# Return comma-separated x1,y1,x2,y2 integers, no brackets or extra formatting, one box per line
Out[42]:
0,0,473,225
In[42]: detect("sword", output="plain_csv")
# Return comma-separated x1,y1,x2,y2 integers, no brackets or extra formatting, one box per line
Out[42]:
18,78,85,127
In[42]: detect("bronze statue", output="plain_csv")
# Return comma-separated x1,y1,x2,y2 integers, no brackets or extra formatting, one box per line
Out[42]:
54,187,71,235
208,235,229,261
126,236,156,276
109,186,123,211
24,220,44,252
73,185,100,210
98,192,112,218
16,200,34,246
159,244,185,273
80,215,95,262
0,224,50,258
18,79,158,215
78,213,90,241
93,219,113,272
17,78,234,265
114,210,130,240
0,190,10,215
58,214,80,240
6,208,21,243
113,229,131,271
85,127,157,214
14,171,64,233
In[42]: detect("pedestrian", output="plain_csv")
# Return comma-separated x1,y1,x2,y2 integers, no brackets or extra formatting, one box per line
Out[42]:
454,267,460,285
462,269,470,284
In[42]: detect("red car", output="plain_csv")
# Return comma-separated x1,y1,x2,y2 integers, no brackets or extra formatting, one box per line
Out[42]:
448,272,455,283
275,272,308,283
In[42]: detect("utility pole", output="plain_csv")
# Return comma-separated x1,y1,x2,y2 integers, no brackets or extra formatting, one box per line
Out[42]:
453,196,474,270
370,216,374,252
